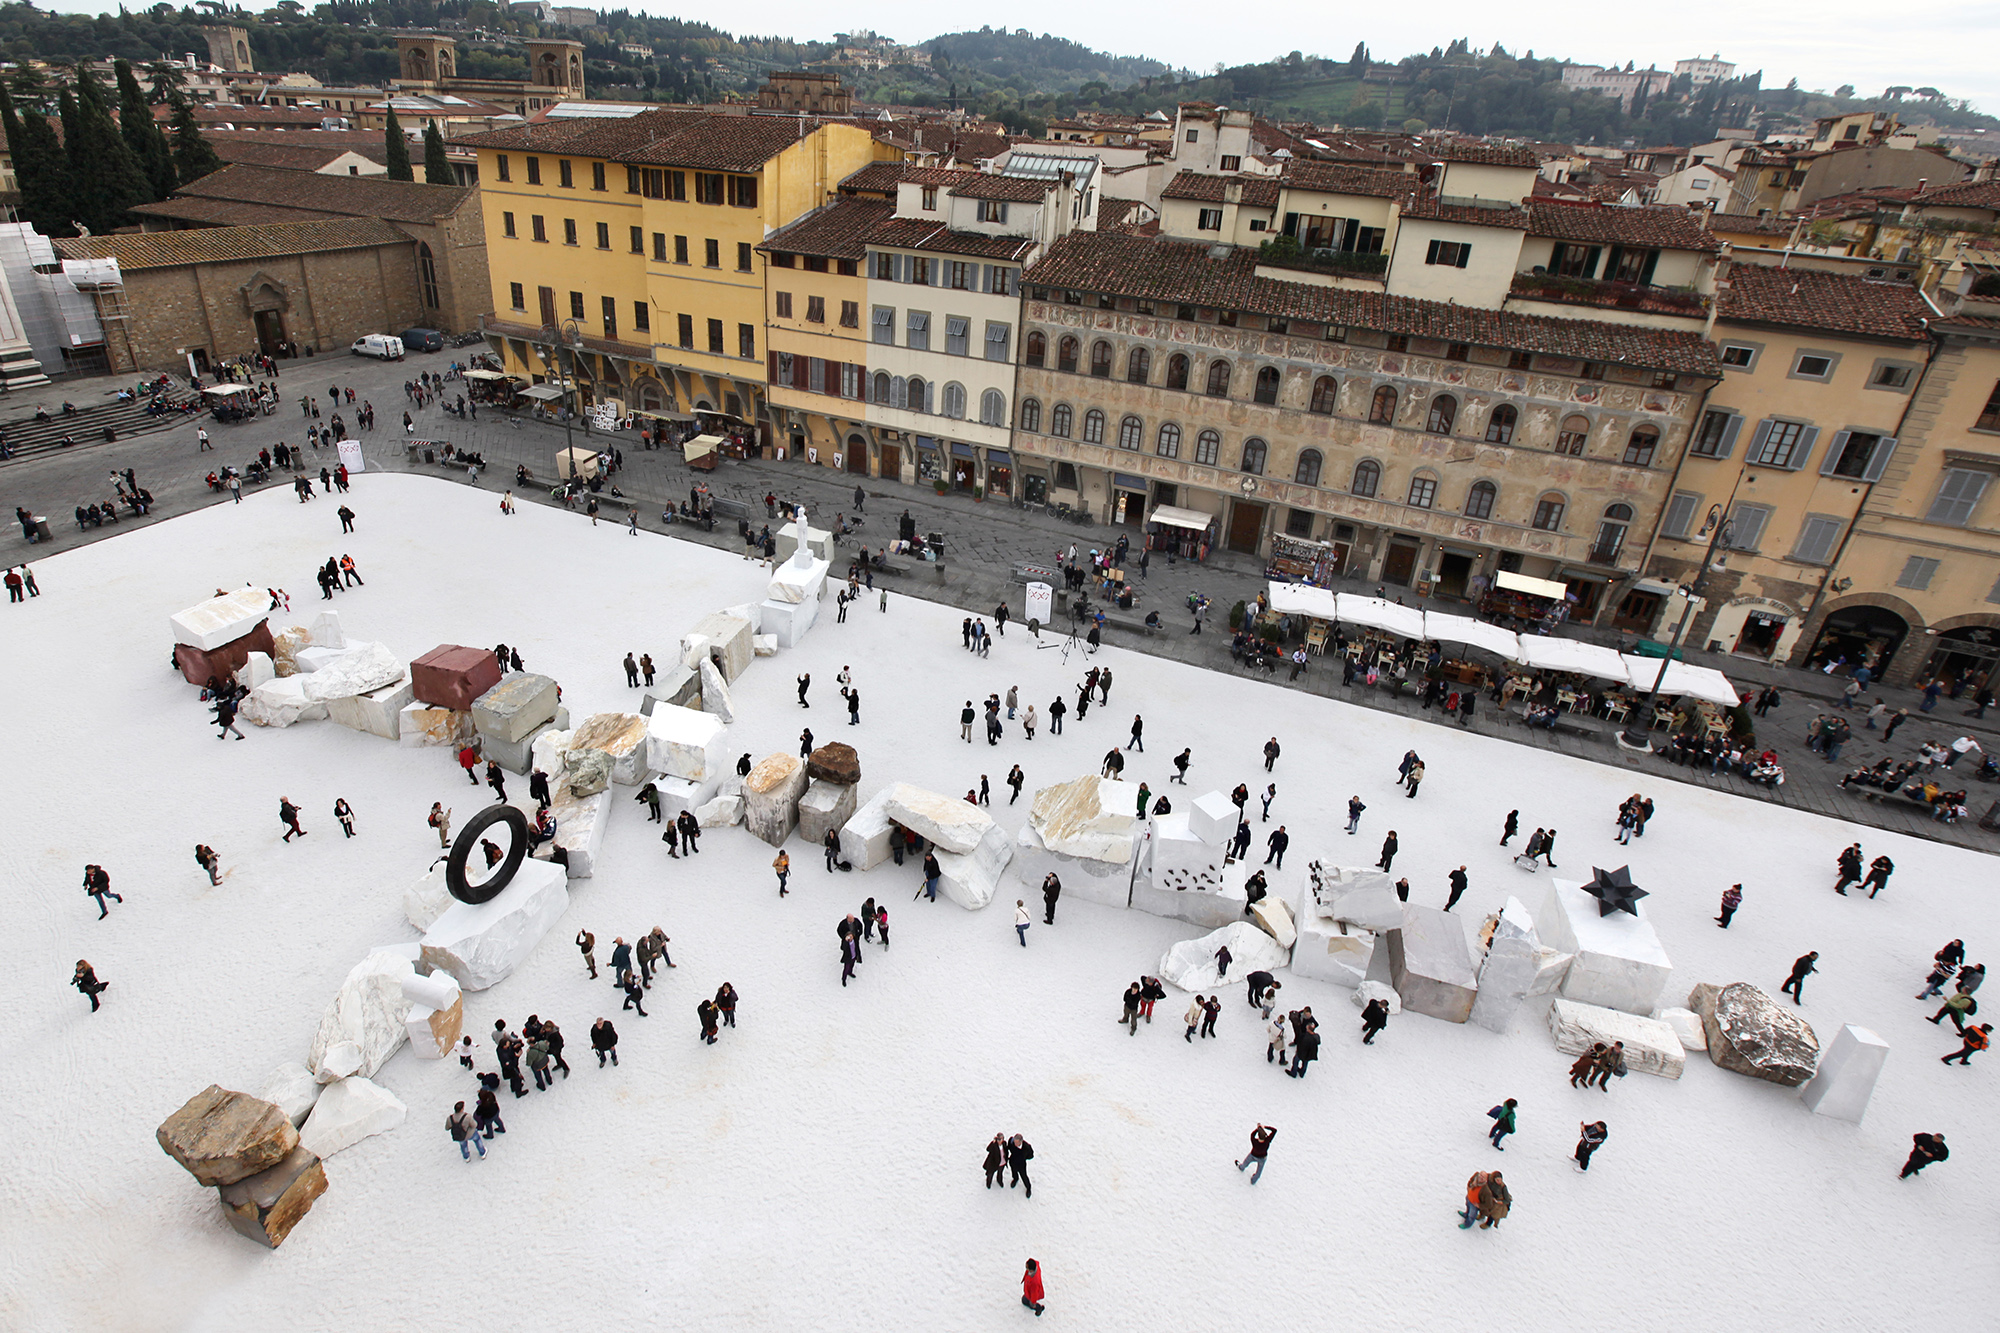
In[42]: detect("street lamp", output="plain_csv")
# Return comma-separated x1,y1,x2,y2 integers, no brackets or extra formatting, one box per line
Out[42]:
544,320,584,481
1616,501,1735,751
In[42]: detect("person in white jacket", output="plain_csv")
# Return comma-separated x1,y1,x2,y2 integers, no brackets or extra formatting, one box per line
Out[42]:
1185,996,1207,1043
1014,899,1031,947
1266,1013,1289,1066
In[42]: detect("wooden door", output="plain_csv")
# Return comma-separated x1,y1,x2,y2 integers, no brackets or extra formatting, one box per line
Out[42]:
1227,501,1266,553
1381,538,1419,586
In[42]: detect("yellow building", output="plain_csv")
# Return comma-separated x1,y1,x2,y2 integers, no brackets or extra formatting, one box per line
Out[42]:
757,197,883,473
457,110,878,433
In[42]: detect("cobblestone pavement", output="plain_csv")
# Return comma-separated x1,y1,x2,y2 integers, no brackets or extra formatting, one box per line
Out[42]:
6,354,1995,851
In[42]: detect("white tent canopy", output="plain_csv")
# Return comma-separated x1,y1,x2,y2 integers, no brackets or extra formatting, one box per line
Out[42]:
1620,654,1740,706
1337,593,1427,639
518,384,565,402
1151,505,1214,532
1266,581,1340,621
202,383,254,396
1514,636,1632,679
1424,612,1523,658
1495,569,1569,600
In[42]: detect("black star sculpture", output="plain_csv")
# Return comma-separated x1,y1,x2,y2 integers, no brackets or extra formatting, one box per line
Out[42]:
1583,865,1648,917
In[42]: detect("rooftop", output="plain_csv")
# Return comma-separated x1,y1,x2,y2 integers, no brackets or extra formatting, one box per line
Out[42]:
53,218,409,270
166,163,473,224
1424,141,1543,169
1161,171,1281,208
1281,162,1416,200
455,109,825,172
1910,180,2000,212
759,197,892,260
1706,211,1792,236
1527,201,1721,252
1718,264,1932,341
1397,195,1532,230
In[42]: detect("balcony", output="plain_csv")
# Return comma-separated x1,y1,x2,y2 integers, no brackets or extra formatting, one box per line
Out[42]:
1255,237,1389,279
1508,273,1709,317
1587,540,1626,567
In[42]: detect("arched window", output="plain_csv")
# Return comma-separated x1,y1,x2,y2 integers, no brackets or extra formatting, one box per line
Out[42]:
1156,423,1181,458
873,370,891,404
417,242,439,308
1556,414,1590,455
1082,408,1106,444
1057,336,1079,372
1166,353,1190,390
1127,347,1151,383
1294,448,1322,486
1206,360,1232,397
980,388,1005,426
1239,437,1267,475
1369,385,1397,424
907,376,927,413
1532,493,1566,531
1485,404,1517,444
1254,366,1281,405
1118,415,1143,450
1426,394,1457,435
1407,473,1438,508
1194,430,1220,466
1049,403,1073,438
941,382,967,419
1623,426,1659,467
1309,376,1338,414
1594,503,1634,562
1351,459,1380,497
1465,480,1497,519
1019,397,1041,433
1090,340,1113,377
1025,331,1046,368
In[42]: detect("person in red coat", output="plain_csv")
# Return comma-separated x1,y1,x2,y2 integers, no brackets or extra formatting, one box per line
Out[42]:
1020,1259,1045,1316
457,743,480,785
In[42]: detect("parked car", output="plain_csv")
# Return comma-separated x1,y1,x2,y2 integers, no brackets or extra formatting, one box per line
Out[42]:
351,334,405,360
399,327,444,352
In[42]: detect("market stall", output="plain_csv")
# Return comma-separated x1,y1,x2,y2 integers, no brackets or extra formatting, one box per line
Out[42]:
1147,505,1215,562
1265,532,1340,585
201,383,257,422
684,433,723,472
1481,569,1571,631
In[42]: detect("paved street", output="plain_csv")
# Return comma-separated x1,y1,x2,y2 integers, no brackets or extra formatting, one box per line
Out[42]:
5,351,1996,850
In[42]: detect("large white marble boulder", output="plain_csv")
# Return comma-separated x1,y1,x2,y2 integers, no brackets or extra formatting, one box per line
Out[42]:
403,864,454,931
1539,879,1673,1016
549,786,611,877
1469,897,1573,1034
881,782,995,855
1312,865,1406,933
654,774,710,819
1133,839,1249,928
1690,982,1820,1086
695,794,743,827
562,748,613,798
723,601,763,632
404,992,464,1060
743,753,807,847
1158,921,1289,993
307,949,414,1082
1547,998,1686,1080
420,858,570,990
292,644,344,674
530,726,575,779
327,672,413,740
1249,895,1296,948
932,821,1014,910
301,641,401,703
1292,909,1374,987
758,593,819,649
472,673,560,744
297,1076,407,1159
241,651,276,690
171,587,271,651
1386,906,1478,1024
1148,812,1221,884
255,1062,323,1128
1028,775,1139,862
398,702,473,747
1799,1024,1889,1123
240,676,328,727
640,666,702,715
797,778,859,848
646,704,728,783
269,625,312,676
1187,791,1234,844
1660,1007,1707,1052
699,657,737,722
308,610,346,648
839,787,896,870
683,612,753,682
568,712,651,786
1351,979,1401,1014
1011,823,1134,909
752,634,779,657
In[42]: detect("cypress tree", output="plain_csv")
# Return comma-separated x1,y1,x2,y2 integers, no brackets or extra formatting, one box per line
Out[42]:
114,59,175,199
422,119,452,185
1,85,74,236
167,93,222,186
66,67,152,234
384,106,413,181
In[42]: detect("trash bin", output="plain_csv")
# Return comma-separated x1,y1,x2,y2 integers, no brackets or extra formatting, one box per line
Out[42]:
33,517,52,542
423,447,435,465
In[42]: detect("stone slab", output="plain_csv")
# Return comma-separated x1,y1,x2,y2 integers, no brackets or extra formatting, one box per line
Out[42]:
327,672,413,740
171,586,272,651
269,625,312,677
216,1145,326,1249
255,1062,321,1128
420,858,571,989
1386,906,1478,1024
752,634,779,657
1188,791,1234,845
1012,823,1135,909
410,644,503,711
880,781,995,855
297,1076,406,1159
239,675,327,728
1799,1024,1889,1124
1029,775,1139,863
1539,879,1674,1016
699,656,737,722
1469,897,1572,1034
646,704,729,783
1133,830,1248,928
308,610,345,648
404,864,454,932
308,949,414,1082
301,640,403,703
1248,896,1296,949
549,787,611,878
758,594,818,650
482,720,553,776
1660,1007,1707,1052
797,778,859,848
931,820,1014,910
569,712,651,786
1548,998,1686,1079
398,702,473,748
684,612,754,682
773,524,834,566
472,673,561,745
240,651,276,689
530,726,574,780
1146,812,1223,882
742,753,806,847
1309,865,1405,934
157,1085,299,1187
695,794,743,827
1158,921,1290,993
838,787,896,871
174,621,277,687
1292,926,1374,988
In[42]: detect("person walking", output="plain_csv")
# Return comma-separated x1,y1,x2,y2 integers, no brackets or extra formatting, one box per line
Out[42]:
1361,997,1389,1045
1883,708,1910,743
472,1083,506,1139
73,959,109,1011
486,761,507,803
1234,1123,1277,1184
773,850,790,897
590,1017,618,1067
1500,810,1518,845
1862,855,1894,899
1128,714,1144,752
449,1101,486,1160
1900,1132,1948,1179
575,929,597,979
429,803,452,849
1930,990,1978,1034
1781,951,1819,1004
1537,828,1559,869
1287,1015,1319,1078
1941,1023,1991,1066
1716,884,1743,928
1444,866,1468,912
1260,784,1277,822
195,844,221,886
797,673,811,709
1487,1098,1519,1150
1377,831,1398,872
81,865,121,919
1264,826,1289,868
279,797,307,842
697,998,721,1043
1263,737,1281,772
983,1133,1007,1189
1590,1041,1627,1091
1405,759,1425,799
1834,843,1864,895
621,971,648,1017
1006,765,1026,806
1006,1134,1035,1198
1020,1259,1046,1317
1182,995,1208,1043
333,798,356,838
1014,899,1031,948
1473,1172,1512,1230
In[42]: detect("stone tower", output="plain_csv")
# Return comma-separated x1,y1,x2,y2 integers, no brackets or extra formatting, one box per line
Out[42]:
202,25,253,74
524,39,586,96
396,34,458,86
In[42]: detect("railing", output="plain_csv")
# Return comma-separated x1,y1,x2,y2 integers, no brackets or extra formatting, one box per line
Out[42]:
1509,273,1709,315
1255,239,1389,278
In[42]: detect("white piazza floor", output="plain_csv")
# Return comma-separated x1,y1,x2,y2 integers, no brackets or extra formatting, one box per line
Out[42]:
2,473,1993,1332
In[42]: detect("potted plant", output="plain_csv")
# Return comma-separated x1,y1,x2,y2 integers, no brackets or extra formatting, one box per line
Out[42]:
973,484,985,502
933,479,947,495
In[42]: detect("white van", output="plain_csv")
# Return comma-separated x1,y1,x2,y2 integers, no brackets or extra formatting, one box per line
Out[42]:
351,334,405,360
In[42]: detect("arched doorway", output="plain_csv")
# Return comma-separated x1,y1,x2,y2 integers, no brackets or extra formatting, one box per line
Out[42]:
1922,625,2000,691
846,433,869,476
1810,604,1910,675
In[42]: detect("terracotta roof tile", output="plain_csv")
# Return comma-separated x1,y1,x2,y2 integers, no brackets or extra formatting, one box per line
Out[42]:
170,163,471,223
838,161,974,195
1281,162,1414,200
1718,264,1931,341
54,218,409,270
865,216,1038,261
455,109,822,172
759,198,892,260
1911,180,2000,211
1706,211,1791,236
1398,195,1531,230
1161,171,1281,207
129,196,323,227
1424,141,1542,169
1527,201,1720,252
953,174,1056,202
1023,232,1720,376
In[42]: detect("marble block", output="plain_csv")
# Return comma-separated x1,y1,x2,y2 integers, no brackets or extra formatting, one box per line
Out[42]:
1469,898,1573,1034
646,704,728,783
216,1145,326,1249
798,779,859,847
657,774,714,820
743,753,807,847
1547,998,1686,1079
773,524,834,565
723,601,763,632
293,644,344,673
239,676,328,727
934,821,1014,910
684,612,754,682
752,634,779,657
640,666,702,715
1147,812,1221,882
171,586,272,651
410,645,503,711
1188,791,1234,845
269,625,312,676
156,1086,299,1187
881,782,994,855
758,593,819,649
241,651,275,689
530,726,574,780
1799,1025,1889,1123
695,794,743,827
298,1076,406,1159
1029,775,1139,862
396,703,470,747
308,610,345,648
699,657,737,722
1132,855,1248,929
569,712,651,786
1012,823,1135,909
307,949,413,1082
1248,896,1296,949
301,641,402,703
1539,880,1673,1016
1387,906,1478,1024
1660,1007,1707,1052
1352,979,1402,1015
403,864,454,932
472,673,560,744
550,787,611,877
1313,865,1405,933
327,672,413,740
767,552,830,605
1292,926,1374,987
255,1062,322,1128
839,787,896,871
175,621,277,686
1158,921,1290,993
420,858,570,989
404,993,464,1059
483,720,553,776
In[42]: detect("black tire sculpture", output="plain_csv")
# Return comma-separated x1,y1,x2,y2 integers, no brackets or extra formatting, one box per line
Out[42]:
446,803,529,904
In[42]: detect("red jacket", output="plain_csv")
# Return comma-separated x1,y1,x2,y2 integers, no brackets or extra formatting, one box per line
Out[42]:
1022,1266,1044,1304
458,746,478,771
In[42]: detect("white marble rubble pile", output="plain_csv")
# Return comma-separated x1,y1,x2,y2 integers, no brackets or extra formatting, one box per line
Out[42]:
305,944,425,1082
1467,897,1573,1034
1158,921,1290,993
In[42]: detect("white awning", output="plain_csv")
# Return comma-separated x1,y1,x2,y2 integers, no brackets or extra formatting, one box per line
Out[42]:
461,369,507,381
518,384,564,402
1621,654,1740,706
202,383,254,396
1424,612,1523,658
1495,569,1570,600
1150,504,1214,531
684,433,724,460
1337,593,1427,639
1514,636,1632,679
1266,581,1339,621
1632,578,1680,596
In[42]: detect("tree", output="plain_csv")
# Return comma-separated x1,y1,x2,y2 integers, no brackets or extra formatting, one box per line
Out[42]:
1348,42,1367,77
66,69,155,234
421,119,452,185
167,93,222,186
1,85,73,236
145,60,187,104
115,59,175,200
384,105,413,181
1835,84,1855,99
